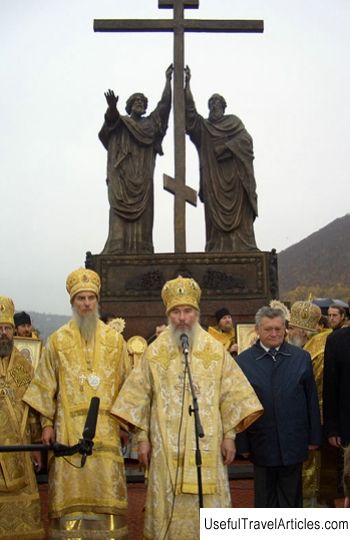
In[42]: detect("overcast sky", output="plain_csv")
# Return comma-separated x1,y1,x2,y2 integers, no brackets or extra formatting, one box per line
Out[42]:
1,0,349,315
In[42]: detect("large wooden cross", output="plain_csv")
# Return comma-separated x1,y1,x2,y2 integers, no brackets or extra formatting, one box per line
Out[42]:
94,1,263,253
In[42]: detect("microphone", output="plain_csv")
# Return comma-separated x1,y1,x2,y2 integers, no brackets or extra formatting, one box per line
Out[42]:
82,396,100,440
80,396,100,466
180,333,190,355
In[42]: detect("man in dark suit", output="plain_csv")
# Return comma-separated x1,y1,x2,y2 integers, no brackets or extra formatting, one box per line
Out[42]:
323,324,350,448
236,306,321,507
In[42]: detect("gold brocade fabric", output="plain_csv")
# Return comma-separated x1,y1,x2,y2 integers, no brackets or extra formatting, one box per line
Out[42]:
127,335,147,369
112,325,263,540
304,329,331,422
49,512,127,539
0,348,45,539
22,319,131,528
302,450,322,502
302,330,333,502
207,325,236,351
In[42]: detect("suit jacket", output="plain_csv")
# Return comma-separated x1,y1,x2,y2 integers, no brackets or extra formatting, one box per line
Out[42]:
236,340,321,467
323,327,350,444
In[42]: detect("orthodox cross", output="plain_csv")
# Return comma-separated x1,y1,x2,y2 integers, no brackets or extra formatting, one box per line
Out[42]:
94,1,263,253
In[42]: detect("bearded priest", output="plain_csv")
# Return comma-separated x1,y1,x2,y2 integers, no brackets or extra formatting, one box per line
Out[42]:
112,275,263,540
23,268,130,540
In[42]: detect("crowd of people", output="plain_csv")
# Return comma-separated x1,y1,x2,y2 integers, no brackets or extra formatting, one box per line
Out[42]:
1,272,350,539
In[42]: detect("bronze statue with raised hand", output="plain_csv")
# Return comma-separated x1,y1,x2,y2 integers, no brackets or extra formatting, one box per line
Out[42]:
99,64,174,254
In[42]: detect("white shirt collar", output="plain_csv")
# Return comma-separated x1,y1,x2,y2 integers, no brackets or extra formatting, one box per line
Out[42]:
260,341,280,352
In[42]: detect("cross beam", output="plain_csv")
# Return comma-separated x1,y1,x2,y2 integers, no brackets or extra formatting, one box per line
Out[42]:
94,19,263,33
94,1,263,253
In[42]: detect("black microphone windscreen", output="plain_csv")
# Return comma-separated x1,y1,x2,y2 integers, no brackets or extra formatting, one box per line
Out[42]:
180,333,189,350
82,397,100,440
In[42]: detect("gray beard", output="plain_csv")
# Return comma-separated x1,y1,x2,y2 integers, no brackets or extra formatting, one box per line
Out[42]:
288,334,306,348
168,321,198,349
0,337,14,358
72,307,99,342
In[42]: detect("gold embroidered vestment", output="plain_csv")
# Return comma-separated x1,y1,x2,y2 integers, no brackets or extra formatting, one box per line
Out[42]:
0,347,44,540
112,325,262,540
23,319,130,539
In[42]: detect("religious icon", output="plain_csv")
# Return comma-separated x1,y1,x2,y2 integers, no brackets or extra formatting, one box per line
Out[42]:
14,336,42,371
236,324,258,354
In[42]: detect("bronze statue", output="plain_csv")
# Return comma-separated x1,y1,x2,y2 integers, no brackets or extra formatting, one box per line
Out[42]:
99,64,173,254
185,66,258,252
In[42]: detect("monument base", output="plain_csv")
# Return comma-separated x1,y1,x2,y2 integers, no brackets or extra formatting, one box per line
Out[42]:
86,250,277,341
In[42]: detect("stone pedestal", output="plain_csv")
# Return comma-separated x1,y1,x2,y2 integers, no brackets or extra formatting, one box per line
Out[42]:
86,250,277,341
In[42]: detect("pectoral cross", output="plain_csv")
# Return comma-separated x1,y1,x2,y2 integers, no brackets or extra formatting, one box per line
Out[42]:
94,1,263,252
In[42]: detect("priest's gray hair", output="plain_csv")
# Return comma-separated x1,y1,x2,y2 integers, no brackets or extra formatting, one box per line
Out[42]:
255,306,286,326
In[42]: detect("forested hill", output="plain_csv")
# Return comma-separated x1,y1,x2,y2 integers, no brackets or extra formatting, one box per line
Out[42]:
278,214,350,302
28,312,69,343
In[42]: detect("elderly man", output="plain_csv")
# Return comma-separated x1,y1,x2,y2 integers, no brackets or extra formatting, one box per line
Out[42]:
99,64,173,255
23,268,130,539
0,296,44,539
185,66,258,252
288,300,336,507
112,275,263,539
236,306,321,507
208,307,238,356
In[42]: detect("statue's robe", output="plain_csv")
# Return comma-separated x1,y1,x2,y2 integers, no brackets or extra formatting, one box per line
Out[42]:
186,93,258,252
0,348,44,540
23,319,130,539
112,325,263,540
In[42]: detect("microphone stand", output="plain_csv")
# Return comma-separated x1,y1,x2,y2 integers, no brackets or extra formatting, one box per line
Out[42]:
183,345,205,509
0,397,99,466
0,439,94,465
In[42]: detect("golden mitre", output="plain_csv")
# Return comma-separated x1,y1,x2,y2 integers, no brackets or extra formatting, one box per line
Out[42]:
161,275,201,314
289,300,321,332
66,268,101,300
269,299,291,322
0,296,15,326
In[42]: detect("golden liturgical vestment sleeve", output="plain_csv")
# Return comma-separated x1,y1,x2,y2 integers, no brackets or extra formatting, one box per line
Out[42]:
112,325,263,540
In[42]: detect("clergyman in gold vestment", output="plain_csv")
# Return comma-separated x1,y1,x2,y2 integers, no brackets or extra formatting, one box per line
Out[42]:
112,276,263,540
0,295,45,540
207,307,238,356
288,299,337,507
23,269,130,539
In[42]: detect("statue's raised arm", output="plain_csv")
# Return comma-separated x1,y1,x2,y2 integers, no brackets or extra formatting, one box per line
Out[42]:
104,89,119,123
166,63,174,81
184,65,191,88
155,64,173,121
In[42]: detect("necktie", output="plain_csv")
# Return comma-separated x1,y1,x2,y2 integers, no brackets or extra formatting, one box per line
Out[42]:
268,348,277,360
